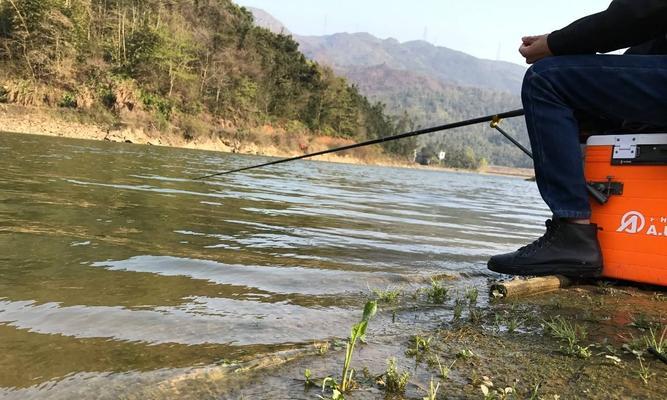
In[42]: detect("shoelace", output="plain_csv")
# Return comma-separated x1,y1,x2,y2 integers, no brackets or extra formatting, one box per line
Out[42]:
518,219,559,256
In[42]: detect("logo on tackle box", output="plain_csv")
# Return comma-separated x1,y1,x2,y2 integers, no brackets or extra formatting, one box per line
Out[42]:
617,211,667,236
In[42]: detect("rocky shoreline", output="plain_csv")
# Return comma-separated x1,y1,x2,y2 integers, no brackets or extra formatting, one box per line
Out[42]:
0,104,534,178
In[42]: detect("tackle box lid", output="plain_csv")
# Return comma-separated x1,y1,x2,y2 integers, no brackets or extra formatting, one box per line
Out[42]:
587,133,667,146
587,133,667,164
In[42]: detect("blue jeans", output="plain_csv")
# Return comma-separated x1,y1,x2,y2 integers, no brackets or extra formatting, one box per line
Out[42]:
522,55,667,218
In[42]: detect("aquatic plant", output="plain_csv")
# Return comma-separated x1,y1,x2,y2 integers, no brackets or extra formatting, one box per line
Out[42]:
452,297,465,321
316,341,330,356
340,300,377,392
320,379,345,400
319,301,377,399
468,306,483,324
422,377,440,400
304,369,314,388
435,355,455,379
456,348,475,360
507,317,521,334
382,357,410,395
426,279,449,304
466,287,479,306
372,287,401,304
406,335,432,359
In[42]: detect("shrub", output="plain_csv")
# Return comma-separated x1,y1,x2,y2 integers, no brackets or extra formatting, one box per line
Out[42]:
100,88,117,109
58,92,77,108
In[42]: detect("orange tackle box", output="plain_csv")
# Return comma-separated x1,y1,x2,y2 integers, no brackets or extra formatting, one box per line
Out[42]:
585,134,667,286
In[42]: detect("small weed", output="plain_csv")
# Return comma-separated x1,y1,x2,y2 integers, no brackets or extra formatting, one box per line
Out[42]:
596,280,617,295
480,376,515,400
426,279,449,304
573,345,593,359
0,86,8,103
643,326,666,355
58,92,77,108
422,377,440,400
629,313,657,331
456,348,475,360
453,297,465,321
468,307,483,324
637,357,654,385
435,355,455,379
406,335,432,359
466,287,479,306
316,341,330,356
507,317,521,334
320,378,345,400
305,369,314,388
545,317,589,356
372,287,401,304
381,357,410,395
528,382,541,400
100,87,117,109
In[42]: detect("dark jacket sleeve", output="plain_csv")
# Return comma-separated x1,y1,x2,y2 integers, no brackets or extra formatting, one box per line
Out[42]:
547,0,667,55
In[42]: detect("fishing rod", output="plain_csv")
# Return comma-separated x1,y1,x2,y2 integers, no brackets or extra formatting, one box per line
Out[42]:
195,109,525,179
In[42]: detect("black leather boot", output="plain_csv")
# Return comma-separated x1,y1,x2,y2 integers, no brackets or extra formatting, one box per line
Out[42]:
487,219,603,278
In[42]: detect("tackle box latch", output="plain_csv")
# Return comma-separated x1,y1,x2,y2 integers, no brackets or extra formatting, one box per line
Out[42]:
587,176,624,204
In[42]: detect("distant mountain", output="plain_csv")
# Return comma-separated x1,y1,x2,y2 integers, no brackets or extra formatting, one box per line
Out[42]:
296,33,525,94
247,7,532,168
245,6,291,35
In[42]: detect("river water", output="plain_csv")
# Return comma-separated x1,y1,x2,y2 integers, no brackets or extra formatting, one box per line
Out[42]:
0,132,548,398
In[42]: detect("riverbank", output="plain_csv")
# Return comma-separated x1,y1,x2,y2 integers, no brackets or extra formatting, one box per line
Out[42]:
128,279,666,400
0,104,533,178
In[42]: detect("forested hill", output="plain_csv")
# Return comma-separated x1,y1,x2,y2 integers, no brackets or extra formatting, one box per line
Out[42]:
0,0,414,158
344,65,531,168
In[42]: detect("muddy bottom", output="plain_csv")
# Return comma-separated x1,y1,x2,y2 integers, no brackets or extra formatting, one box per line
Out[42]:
214,281,666,400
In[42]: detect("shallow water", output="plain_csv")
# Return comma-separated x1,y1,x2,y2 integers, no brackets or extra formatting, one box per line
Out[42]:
0,132,548,397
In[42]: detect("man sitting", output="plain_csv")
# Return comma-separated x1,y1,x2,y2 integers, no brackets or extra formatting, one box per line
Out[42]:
488,0,667,277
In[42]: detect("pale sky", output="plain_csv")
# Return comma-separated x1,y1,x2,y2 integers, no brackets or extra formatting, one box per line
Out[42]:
234,0,613,65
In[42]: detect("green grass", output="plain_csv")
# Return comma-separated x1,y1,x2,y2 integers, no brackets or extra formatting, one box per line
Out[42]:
545,316,591,358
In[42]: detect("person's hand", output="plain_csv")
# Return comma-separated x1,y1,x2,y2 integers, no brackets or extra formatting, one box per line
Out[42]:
519,34,553,64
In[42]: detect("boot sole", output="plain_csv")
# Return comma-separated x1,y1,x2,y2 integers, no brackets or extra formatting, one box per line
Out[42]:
487,260,602,279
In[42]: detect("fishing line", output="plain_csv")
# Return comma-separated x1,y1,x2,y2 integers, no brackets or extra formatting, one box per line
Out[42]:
195,109,525,179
